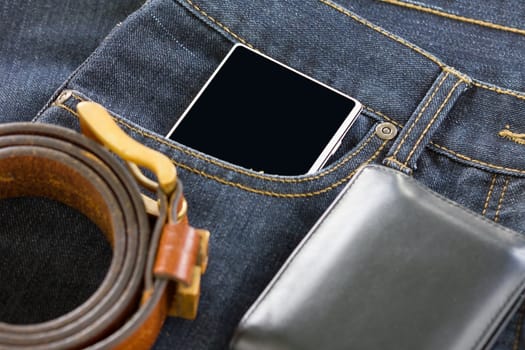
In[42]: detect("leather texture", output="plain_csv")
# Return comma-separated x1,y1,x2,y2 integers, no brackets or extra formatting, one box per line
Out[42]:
154,221,201,286
231,165,525,350
0,122,203,349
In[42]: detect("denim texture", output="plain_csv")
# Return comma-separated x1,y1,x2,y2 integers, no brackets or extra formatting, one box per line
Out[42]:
0,0,142,326
3,0,525,349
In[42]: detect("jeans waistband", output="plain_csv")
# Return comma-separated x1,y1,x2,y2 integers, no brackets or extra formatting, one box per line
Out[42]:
174,0,525,176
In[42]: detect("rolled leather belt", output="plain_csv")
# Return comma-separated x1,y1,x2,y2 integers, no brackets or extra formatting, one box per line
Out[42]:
0,102,209,349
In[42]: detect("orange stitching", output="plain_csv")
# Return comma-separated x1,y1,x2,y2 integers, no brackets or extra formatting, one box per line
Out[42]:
66,92,525,177
379,0,525,37
471,81,525,101
173,141,388,198
494,177,510,223
391,71,449,159
442,66,471,84
431,142,525,175
384,156,413,173
512,303,525,350
404,79,463,165
482,174,497,216
184,0,253,48
64,93,378,183
52,102,78,118
54,101,387,196
499,125,525,145
364,106,402,127
318,0,444,68
317,0,525,101
68,92,525,178
116,116,377,183
115,117,377,182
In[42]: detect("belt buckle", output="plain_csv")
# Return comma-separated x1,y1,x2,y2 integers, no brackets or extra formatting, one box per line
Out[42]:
77,101,209,320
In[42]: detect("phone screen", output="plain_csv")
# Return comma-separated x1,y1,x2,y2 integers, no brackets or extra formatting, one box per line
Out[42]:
168,45,360,175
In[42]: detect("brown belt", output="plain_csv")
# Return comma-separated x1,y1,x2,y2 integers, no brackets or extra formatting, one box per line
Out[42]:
0,102,209,349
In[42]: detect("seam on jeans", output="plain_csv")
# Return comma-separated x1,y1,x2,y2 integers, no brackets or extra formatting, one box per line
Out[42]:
379,0,525,37
442,66,471,84
317,0,525,102
318,0,445,68
473,279,525,350
232,164,376,339
482,174,497,216
173,141,387,198
118,117,377,183
471,81,525,101
52,103,79,118
235,165,525,347
182,0,525,104
391,71,449,159
384,156,413,173
430,142,525,176
364,106,402,127
403,79,463,165
499,125,525,145
513,303,525,350
183,0,525,106
494,176,509,223
183,0,253,48
62,93,378,183
61,93,525,178
150,13,197,58
54,100,388,196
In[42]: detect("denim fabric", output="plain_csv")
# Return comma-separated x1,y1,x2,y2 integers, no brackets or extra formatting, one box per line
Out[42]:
0,0,142,325
0,0,144,122
3,0,525,349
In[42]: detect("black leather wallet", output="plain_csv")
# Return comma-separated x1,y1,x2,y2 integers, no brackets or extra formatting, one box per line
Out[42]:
230,165,525,350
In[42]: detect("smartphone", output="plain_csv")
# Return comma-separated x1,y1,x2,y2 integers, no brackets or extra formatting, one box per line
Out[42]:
166,44,362,175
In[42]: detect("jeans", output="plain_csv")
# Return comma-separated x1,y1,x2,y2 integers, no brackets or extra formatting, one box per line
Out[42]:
2,1,525,349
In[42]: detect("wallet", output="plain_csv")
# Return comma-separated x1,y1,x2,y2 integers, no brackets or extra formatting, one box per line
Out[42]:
230,165,525,350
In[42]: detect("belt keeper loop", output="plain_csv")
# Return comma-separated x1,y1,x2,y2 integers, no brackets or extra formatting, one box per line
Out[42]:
383,70,471,174
154,221,200,286
153,219,210,320
76,101,210,321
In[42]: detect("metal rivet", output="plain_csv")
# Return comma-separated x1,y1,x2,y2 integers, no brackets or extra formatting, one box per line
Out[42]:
375,122,398,140
56,90,72,104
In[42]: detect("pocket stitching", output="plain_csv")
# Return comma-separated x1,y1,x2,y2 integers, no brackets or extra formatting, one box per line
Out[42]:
171,141,388,198
178,0,253,48
64,92,380,183
53,99,388,197
379,0,525,37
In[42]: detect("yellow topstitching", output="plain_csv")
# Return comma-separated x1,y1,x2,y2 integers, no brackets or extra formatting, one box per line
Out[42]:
512,303,525,350
315,0,525,101
391,72,448,159
379,0,525,37
481,174,497,217
54,101,387,197
65,93,376,183
494,176,510,222
403,79,464,165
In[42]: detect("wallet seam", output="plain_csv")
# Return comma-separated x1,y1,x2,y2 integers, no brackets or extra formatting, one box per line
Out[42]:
472,279,525,350
370,165,525,241
366,166,525,350
232,164,525,349
231,165,373,346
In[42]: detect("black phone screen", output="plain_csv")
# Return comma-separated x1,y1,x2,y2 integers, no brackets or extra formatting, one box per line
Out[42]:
168,45,359,175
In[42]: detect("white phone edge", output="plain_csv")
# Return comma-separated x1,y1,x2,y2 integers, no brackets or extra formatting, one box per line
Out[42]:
166,43,363,175
307,100,362,174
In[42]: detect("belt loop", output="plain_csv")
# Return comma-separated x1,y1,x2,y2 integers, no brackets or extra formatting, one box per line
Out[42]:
383,68,471,174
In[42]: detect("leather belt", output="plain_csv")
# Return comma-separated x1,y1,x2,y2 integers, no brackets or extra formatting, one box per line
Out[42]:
0,102,209,349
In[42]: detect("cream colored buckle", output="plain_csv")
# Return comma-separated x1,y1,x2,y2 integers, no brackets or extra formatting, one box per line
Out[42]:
76,101,177,195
